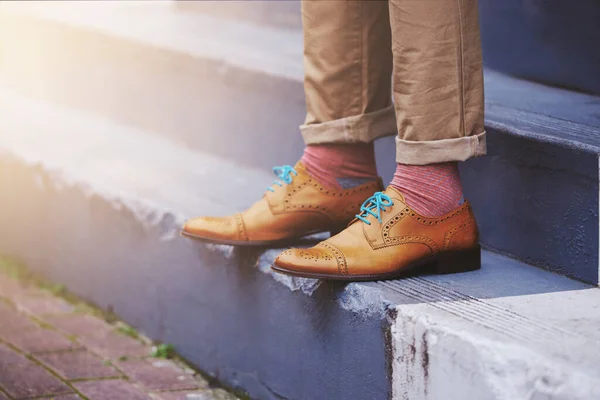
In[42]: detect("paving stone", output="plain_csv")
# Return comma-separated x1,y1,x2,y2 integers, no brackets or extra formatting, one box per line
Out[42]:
1,326,81,354
78,330,151,359
117,358,206,392
0,302,39,333
75,379,152,400
156,389,238,400
43,313,115,337
53,395,82,400
0,343,72,399
37,349,121,380
0,278,41,298
15,294,74,316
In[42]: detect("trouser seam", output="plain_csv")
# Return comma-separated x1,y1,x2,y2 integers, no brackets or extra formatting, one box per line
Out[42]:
456,0,466,137
358,0,364,116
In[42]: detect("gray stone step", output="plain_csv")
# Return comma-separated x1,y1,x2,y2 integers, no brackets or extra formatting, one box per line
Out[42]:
1,86,600,400
462,71,600,285
0,1,308,172
1,1,599,285
479,0,600,96
173,0,302,31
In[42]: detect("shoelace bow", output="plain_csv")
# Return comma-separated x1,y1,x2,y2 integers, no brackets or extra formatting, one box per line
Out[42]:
355,192,394,225
267,165,298,192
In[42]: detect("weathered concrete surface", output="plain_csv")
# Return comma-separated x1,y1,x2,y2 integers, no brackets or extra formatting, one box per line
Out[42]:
0,1,308,172
480,0,600,96
384,257,600,400
461,126,599,284
461,72,600,284
174,0,302,31
391,306,600,400
0,87,392,400
2,1,600,284
1,88,600,400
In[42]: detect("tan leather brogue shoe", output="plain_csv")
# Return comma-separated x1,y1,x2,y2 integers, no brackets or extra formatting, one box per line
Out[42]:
181,162,383,246
272,186,481,280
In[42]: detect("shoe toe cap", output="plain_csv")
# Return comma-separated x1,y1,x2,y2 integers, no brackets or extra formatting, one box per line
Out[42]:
182,216,237,240
274,246,341,275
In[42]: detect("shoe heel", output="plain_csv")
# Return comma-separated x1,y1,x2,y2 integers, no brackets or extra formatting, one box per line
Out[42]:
434,245,481,274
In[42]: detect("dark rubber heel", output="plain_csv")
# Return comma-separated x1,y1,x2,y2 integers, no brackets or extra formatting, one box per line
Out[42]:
434,245,481,274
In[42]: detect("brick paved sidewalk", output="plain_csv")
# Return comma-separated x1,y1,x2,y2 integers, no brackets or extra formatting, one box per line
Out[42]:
0,266,241,400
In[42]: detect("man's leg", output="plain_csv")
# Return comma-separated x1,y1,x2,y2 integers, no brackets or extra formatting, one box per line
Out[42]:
181,1,393,246
388,0,485,216
300,0,396,189
273,0,484,280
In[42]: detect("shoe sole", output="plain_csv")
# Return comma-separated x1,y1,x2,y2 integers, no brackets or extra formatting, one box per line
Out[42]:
180,228,343,248
271,245,482,281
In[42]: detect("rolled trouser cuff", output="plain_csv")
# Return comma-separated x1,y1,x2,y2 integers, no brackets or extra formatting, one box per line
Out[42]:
300,105,397,145
395,131,487,165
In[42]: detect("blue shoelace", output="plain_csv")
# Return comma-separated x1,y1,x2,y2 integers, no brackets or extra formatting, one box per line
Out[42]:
267,165,298,192
355,192,394,225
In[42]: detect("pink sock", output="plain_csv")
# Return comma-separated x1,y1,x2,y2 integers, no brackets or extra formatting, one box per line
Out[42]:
300,143,378,189
389,162,463,217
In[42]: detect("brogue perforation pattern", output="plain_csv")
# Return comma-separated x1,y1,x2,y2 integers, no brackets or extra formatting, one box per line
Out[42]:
382,208,410,237
409,204,468,226
382,235,440,252
442,218,474,250
300,249,331,263
282,179,379,220
234,213,248,241
318,242,348,275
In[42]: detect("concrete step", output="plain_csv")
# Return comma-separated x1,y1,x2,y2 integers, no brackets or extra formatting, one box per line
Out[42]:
173,0,302,31
462,71,600,285
1,86,600,400
0,1,308,172
1,1,599,285
479,0,600,96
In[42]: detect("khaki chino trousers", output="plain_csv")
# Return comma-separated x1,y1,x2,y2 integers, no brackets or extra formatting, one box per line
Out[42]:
300,0,486,165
